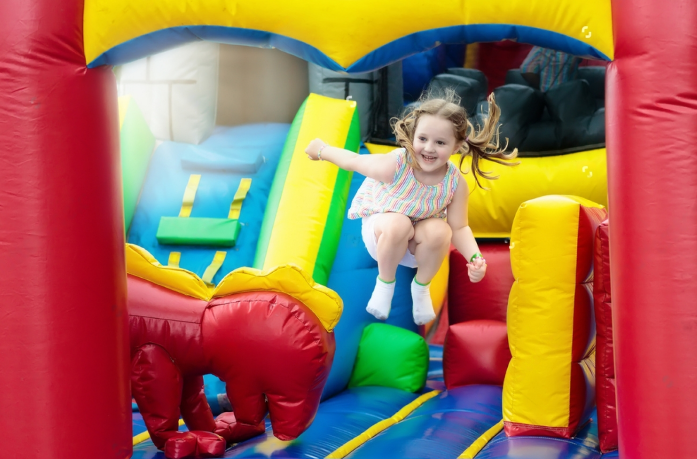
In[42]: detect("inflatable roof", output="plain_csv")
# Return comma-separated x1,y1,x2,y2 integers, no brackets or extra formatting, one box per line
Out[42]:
84,0,614,70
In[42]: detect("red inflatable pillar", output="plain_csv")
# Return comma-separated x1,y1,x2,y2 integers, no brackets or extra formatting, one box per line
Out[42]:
0,1,131,458
608,1,697,457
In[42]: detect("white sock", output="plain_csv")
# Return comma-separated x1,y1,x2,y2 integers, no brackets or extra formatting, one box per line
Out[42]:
366,276,395,320
411,278,435,325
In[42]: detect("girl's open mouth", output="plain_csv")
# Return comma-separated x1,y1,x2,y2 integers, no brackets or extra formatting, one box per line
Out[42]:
421,153,437,163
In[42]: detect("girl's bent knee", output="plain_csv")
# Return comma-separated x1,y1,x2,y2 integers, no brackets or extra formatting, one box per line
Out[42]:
419,220,451,245
380,216,414,240
436,223,453,239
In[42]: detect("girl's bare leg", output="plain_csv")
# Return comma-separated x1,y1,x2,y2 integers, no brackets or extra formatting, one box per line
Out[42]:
409,218,452,324
366,213,414,319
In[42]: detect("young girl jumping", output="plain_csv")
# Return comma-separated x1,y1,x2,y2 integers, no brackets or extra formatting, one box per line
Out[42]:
305,91,517,325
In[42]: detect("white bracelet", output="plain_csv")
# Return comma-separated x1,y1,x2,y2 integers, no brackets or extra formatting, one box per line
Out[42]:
318,144,327,161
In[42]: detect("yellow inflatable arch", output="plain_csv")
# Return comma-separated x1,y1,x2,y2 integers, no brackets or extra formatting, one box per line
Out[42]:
85,0,614,70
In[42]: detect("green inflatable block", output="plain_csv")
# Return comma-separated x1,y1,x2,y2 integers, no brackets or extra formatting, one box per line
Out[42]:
348,323,429,393
156,217,241,247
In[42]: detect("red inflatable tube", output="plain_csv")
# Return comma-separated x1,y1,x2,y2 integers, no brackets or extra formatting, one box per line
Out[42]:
0,1,131,458
609,1,697,456
129,276,336,458
593,221,617,452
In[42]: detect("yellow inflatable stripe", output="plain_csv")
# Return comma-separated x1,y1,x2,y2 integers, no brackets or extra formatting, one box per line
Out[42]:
214,264,343,331
262,94,355,277
228,178,252,220
118,95,130,131
466,0,613,59
133,419,185,446
461,148,607,238
365,142,397,155
202,251,227,285
167,252,181,268
126,244,210,300
326,390,441,458
84,0,613,67
125,244,343,332
458,420,504,458
424,254,449,334
179,174,201,218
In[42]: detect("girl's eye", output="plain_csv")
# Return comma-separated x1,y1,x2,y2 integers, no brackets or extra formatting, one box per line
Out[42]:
437,141,445,145
418,137,426,142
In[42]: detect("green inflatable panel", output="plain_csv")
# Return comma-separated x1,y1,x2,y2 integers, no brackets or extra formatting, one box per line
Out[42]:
156,217,241,247
349,323,429,393
119,96,156,234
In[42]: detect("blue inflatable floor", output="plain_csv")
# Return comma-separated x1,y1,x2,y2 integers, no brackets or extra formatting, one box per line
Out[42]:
132,346,619,459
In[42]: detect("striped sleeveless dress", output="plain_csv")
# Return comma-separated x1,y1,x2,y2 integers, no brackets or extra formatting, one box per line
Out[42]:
348,148,460,223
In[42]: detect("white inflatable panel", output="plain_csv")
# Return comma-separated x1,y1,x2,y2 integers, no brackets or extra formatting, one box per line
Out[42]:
118,41,220,145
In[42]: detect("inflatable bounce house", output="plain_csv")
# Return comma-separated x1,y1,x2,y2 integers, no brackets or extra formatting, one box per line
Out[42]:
1,1,695,459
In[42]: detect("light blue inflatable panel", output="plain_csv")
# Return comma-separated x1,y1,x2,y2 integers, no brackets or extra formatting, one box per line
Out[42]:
127,124,289,284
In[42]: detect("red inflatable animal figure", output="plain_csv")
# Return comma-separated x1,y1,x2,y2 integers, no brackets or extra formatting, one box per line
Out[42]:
127,255,339,459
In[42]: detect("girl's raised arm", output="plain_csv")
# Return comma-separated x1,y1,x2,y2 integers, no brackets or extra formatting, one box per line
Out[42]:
306,138,397,184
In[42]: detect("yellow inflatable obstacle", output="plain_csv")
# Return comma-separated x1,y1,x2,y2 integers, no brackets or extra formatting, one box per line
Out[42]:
503,195,606,438
254,94,360,286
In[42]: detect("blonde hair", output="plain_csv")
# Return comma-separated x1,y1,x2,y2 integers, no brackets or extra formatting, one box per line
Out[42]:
392,89,518,188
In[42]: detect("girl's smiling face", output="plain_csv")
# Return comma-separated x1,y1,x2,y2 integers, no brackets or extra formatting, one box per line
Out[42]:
412,114,462,173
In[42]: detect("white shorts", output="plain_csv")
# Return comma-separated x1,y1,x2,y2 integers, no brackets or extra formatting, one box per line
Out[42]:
361,213,418,268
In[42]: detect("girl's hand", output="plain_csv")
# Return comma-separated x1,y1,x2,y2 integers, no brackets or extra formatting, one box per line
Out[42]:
305,138,326,161
467,257,487,283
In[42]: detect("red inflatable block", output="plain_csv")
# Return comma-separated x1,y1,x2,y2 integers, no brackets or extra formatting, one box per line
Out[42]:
594,220,617,452
448,242,513,325
444,320,511,388
128,276,336,458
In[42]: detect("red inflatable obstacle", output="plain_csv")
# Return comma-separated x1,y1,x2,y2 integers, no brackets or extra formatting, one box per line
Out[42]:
127,246,341,459
444,244,513,389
